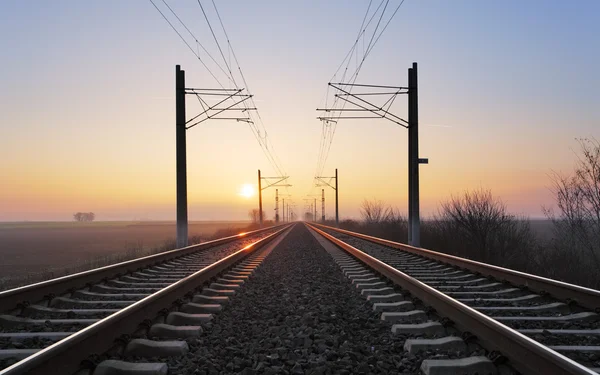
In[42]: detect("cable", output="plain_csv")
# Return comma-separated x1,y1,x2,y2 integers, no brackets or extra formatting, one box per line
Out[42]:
149,0,225,88
204,0,287,177
151,0,287,178
160,0,233,83
313,0,407,181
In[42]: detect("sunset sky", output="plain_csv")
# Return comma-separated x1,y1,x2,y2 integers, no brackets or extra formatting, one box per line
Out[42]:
1,0,598,221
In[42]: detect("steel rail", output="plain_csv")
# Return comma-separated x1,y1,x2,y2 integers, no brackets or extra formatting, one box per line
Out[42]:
0,224,286,313
312,223,600,311
307,223,597,375
0,224,293,375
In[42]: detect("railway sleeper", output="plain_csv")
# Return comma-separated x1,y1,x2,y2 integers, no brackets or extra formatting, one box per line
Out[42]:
91,285,162,294
147,323,202,339
437,282,502,290
0,314,98,327
402,265,452,272
71,290,149,300
22,304,118,317
444,288,520,297
140,270,190,276
179,302,222,314
119,276,179,282
209,282,241,290
124,338,189,358
518,328,600,335
457,294,542,304
91,360,169,375
495,312,598,322
366,293,405,303
216,277,244,284
404,336,467,354
423,278,488,285
132,272,183,279
549,345,600,353
51,297,134,308
354,281,387,290
360,287,395,297
107,280,172,288
392,321,446,335
420,356,497,375
351,277,380,284
416,274,477,281
192,294,229,305
372,301,416,312
346,271,377,279
0,348,40,361
381,310,428,323
408,270,466,277
474,302,570,314
201,288,236,297
0,331,71,342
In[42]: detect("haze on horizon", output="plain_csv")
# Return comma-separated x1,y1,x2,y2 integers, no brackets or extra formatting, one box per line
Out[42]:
1,0,598,222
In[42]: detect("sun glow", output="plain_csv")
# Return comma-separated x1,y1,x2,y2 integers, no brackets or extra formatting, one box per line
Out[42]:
239,184,255,198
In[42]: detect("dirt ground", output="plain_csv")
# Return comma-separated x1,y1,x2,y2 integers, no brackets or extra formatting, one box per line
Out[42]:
0,221,249,282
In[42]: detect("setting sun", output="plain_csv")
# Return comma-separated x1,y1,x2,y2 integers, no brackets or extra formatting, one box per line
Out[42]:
238,184,255,199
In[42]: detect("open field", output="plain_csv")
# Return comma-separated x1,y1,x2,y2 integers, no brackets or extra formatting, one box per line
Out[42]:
0,221,250,288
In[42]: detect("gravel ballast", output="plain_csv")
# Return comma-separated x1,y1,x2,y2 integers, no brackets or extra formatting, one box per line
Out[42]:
169,224,417,374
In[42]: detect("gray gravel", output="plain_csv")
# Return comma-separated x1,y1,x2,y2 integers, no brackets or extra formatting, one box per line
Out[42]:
323,228,600,369
0,229,280,371
167,224,419,374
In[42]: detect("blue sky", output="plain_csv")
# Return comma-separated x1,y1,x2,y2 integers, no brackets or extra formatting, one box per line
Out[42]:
1,1,598,220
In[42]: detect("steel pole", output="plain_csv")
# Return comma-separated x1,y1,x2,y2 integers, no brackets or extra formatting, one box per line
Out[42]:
408,62,420,246
314,198,317,223
335,168,339,227
275,189,279,223
258,169,263,227
176,65,188,248
321,189,325,222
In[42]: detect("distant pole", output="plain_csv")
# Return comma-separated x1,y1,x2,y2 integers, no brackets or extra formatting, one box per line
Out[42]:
321,189,325,222
314,198,317,222
176,65,188,248
335,168,339,227
258,169,263,227
275,189,279,223
282,198,285,223
408,62,420,246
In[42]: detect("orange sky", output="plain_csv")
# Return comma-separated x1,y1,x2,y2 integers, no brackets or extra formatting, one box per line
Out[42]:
1,1,598,221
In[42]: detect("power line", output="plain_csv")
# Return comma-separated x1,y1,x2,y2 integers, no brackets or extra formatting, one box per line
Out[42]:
200,0,287,177
159,0,233,83
150,0,287,178
149,0,224,88
313,0,407,180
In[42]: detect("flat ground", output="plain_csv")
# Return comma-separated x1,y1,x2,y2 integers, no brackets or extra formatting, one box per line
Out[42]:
0,221,249,284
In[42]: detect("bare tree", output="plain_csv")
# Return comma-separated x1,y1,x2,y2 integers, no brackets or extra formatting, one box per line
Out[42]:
437,189,534,265
360,199,389,224
73,212,95,222
248,209,260,224
545,138,600,272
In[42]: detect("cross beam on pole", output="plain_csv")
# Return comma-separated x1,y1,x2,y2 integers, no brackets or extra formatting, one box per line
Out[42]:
316,62,427,246
257,170,291,228
315,168,339,227
175,65,258,247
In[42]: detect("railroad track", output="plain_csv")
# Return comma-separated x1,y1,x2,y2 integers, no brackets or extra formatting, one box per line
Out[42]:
0,224,291,374
308,222,600,374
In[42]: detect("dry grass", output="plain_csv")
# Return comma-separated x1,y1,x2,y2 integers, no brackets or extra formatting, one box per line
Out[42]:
0,221,251,291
